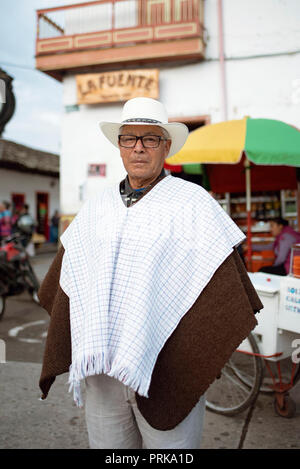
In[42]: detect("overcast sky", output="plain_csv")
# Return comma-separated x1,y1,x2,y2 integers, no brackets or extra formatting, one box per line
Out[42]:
0,0,85,154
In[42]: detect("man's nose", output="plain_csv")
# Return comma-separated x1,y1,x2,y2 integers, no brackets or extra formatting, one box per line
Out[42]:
133,138,145,151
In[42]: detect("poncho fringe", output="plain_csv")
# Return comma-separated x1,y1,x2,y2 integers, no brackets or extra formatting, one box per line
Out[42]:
68,352,151,407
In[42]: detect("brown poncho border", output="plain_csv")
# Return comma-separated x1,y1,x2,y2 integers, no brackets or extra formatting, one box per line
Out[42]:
38,246,262,430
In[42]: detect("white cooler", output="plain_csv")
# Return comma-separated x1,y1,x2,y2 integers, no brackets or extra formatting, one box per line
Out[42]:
248,272,300,361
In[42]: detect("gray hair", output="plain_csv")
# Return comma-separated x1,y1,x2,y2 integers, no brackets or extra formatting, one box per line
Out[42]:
161,128,170,140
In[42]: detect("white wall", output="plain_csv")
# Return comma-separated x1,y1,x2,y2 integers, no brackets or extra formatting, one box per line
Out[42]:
0,168,60,221
60,0,300,214
60,93,126,214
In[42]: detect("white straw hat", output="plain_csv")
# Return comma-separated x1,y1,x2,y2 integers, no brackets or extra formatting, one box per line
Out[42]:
99,97,188,157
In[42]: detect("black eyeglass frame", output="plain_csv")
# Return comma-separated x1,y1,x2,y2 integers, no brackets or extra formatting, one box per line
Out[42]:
118,134,168,148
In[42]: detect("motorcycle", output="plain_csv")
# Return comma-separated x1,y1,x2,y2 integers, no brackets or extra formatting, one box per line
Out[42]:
0,232,40,320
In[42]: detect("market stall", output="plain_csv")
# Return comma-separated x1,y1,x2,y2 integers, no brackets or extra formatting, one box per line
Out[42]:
204,154,298,271
204,267,300,418
166,117,300,271
166,117,300,417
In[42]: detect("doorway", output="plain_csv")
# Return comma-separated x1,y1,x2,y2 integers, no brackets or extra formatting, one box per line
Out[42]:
11,193,25,226
11,193,25,212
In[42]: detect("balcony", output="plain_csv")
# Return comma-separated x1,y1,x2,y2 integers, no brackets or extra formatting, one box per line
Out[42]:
35,0,205,80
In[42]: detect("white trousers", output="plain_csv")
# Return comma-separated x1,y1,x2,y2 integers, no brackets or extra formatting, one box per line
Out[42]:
84,374,206,449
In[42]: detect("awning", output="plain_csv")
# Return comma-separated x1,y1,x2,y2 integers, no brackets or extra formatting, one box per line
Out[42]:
205,154,297,193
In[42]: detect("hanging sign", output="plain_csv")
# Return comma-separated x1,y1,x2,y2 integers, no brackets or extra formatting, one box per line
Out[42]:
76,69,159,104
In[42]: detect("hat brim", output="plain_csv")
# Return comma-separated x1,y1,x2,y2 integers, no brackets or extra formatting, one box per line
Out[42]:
99,121,188,157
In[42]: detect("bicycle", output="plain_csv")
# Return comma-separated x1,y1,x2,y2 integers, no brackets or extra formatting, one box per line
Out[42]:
206,272,300,418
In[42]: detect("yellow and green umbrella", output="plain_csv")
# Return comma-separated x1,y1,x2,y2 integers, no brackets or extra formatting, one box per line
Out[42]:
166,117,300,267
166,117,300,166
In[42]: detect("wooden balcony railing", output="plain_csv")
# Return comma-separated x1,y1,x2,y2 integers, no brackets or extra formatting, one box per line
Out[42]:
35,0,205,80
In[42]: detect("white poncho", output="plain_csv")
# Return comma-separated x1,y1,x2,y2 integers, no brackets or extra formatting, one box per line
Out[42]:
60,175,245,405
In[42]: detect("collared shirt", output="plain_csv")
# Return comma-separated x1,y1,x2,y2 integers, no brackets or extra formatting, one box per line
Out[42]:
119,168,166,207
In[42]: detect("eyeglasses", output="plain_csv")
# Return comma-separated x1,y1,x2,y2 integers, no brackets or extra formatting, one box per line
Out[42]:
118,134,167,148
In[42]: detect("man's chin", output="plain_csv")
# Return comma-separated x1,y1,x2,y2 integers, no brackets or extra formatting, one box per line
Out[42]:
129,167,151,178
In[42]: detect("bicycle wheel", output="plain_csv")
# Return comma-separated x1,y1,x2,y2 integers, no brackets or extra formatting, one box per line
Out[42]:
206,333,264,416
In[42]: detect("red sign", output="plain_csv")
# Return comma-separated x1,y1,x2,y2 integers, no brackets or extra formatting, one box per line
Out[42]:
88,164,106,177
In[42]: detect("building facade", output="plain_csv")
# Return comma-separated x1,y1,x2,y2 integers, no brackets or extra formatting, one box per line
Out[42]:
0,139,60,240
35,0,300,238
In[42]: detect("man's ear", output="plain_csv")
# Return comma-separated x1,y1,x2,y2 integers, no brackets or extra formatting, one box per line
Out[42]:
164,139,172,157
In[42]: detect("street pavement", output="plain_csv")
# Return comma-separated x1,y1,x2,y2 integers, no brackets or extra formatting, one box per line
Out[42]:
0,247,299,449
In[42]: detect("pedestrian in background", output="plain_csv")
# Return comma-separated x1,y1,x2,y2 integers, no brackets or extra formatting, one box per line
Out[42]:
254,217,300,275
11,207,20,234
50,210,60,243
17,204,35,247
0,201,12,240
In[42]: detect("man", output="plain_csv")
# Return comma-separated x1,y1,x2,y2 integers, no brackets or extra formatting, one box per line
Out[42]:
16,204,35,247
38,98,262,449
50,210,60,243
253,217,300,275
0,201,12,240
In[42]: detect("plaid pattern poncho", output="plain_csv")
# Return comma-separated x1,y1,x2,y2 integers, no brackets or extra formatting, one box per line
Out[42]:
59,176,246,406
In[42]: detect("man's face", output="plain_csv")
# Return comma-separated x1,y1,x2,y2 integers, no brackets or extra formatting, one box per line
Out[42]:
118,125,171,187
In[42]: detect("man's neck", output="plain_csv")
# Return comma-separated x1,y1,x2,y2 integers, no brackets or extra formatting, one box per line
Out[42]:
128,170,164,190
128,177,154,190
